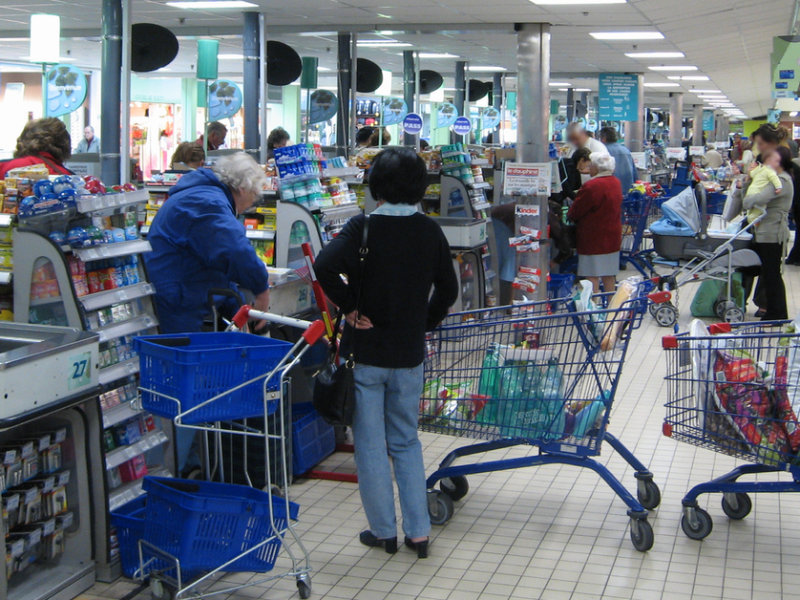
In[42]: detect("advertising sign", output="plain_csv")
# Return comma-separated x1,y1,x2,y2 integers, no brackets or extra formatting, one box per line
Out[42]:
481,107,500,129
437,102,458,128
208,80,242,121
382,98,409,125
45,64,87,117
503,162,552,196
309,90,338,124
402,112,423,135
453,116,472,136
702,110,715,131
598,74,639,121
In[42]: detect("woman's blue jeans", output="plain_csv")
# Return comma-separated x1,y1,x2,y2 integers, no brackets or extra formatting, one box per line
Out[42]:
352,363,431,540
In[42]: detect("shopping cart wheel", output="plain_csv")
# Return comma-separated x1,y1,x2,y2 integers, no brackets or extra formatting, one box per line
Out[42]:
721,492,752,520
150,578,177,600
637,479,662,510
723,307,744,324
629,518,654,552
681,506,713,540
647,302,659,317
427,490,454,526
297,575,312,599
654,304,678,328
440,476,469,502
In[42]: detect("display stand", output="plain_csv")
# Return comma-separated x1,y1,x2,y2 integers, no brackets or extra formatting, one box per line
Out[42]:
513,195,549,302
12,226,175,582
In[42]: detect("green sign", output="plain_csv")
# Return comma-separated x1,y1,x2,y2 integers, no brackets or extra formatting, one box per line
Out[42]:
772,36,800,99
599,74,639,121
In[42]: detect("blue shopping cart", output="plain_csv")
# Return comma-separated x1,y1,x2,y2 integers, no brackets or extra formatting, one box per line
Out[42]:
420,292,659,552
663,322,800,541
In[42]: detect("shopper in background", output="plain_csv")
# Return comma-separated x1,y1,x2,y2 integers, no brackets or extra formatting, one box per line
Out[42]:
730,133,742,162
599,126,637,197
789,138,799,158
751,124,800,265
737,141,754,175
567,152,623,295
314,147,458,559
566,122,606,158
266,127,291,160
419,139,430,151
702,144,724,169
0,117,73,179
146,153,271,474
355,126,376,148
76,125,100,154
732,146,793,320
196,121,228,152
169,142,205,170
368,127,391,147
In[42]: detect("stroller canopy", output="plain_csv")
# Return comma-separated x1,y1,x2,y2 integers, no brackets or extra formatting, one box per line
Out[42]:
650,187,700,237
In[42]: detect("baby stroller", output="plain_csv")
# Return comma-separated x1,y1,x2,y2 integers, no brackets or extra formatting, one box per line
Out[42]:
647,185,761,327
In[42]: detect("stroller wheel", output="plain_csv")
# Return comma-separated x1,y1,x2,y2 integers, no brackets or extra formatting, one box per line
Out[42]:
654,304,678,328
724,307,744,324
714,300,736,319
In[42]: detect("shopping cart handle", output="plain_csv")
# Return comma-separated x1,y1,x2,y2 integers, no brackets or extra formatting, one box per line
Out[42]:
303,320,327,346
232,305,251,329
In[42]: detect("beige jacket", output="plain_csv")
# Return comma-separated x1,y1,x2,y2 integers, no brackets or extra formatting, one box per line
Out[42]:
735,170,793,244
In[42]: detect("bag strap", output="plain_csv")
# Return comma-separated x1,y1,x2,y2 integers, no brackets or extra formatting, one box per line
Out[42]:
344,215,369,365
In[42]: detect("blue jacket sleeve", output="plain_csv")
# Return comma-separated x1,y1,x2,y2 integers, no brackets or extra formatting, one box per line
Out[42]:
185,204,269,295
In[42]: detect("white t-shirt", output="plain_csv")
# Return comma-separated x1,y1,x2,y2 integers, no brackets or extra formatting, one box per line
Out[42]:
569,136,607,157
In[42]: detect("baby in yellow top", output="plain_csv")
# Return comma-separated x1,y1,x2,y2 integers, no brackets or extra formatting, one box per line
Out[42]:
746,151,782,224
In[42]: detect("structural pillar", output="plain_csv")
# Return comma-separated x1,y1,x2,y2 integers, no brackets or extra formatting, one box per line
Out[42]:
101,0,122,185
452,60,467,143
336,34,352,156
243,12,260,155
668,92,683,148
565,88,575,123
693,104,704,146
516,23,550,162
492,72,502,109
624,74,644,152
403,50,417,146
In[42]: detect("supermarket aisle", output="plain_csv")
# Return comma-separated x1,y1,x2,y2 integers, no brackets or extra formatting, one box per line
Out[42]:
85,268,800,600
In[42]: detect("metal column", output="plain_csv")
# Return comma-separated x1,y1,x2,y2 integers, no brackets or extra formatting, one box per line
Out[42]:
336,33,352,156
243,12,260,156
120,0,131,183
566,88,574,123
453,60,466,143
259,14,267,163
516,23,550,163
668,92,683,148
403,50,417,146
349,33,358,154
624,74,644,152
493,73,502,109
693,104,704,146
100,0,122,185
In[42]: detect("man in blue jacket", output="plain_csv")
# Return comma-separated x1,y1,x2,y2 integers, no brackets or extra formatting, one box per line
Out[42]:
146,153,270,472
599,126,638,198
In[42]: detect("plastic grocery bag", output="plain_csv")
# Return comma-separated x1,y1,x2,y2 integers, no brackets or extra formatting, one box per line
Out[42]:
573,280,604,343
497,358,566,441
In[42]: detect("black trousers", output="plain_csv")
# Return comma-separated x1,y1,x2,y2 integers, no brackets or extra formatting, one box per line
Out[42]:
787,193,800,261
742,242,788,320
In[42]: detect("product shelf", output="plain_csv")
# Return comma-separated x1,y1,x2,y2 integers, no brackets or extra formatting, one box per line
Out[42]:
471,158,491,166
322,167,362,178
96,314,157,343
79,282,156,312
319,203,362,219
76,189,150,215
102,399,142,429
99,357,140,386
30,295,63,307
469,182,492,190
245,230,276,240
108,466,171,512
0,272,12,285
0,214,13,228
105,430,169,471
73,239,152,262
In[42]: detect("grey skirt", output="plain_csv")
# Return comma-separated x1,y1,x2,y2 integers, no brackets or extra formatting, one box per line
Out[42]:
578,252,620,277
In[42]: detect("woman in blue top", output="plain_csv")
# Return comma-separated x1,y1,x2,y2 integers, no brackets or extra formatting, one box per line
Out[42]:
146,153,270,472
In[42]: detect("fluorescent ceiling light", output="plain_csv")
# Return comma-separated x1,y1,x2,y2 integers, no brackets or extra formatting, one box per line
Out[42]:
549,82,571,86
531,0,625,4
418,53,459,59
689,89,721,94
643,82,680,87
626,51,684,58
590,31,664,40
468,66,506,72
648,65,698,71
218,54,243,60
649,107,662,110
20,56,75,62
357,41,412,47
791,111,799,117
558,88,571,91
166,0,257,8
317,67,331,71
667,75,710,81
297,31,336,37
574,88,592,92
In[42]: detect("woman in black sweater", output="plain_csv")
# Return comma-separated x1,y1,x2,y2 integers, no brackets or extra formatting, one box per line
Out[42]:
315,148,459,558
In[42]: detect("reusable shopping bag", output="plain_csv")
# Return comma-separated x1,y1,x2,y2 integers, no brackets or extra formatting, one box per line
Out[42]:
689,273,745,318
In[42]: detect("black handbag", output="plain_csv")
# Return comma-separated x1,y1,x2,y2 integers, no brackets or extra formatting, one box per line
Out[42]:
312,216,369,427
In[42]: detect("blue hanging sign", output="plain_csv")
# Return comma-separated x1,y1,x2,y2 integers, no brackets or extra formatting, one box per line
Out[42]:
453,116,472,136
481,107,500,130
402,112,423,135
437,102,459,128
586,118,598,133
45,64,88,117
598,73,639,122
309,89,338,124
208,80,243,121
382,97,408,125
554,115,568,132
702,110,715,131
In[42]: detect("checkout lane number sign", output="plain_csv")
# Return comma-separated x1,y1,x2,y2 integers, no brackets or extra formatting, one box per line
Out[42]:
68,351,92,390
402,113,423,135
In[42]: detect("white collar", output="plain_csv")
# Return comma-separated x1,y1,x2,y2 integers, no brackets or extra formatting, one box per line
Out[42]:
593,171,613,179
373,203,418,216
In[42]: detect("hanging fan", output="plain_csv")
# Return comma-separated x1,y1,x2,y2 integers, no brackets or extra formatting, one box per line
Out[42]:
266,41,303,86
356,58,383,93
131,23,179,72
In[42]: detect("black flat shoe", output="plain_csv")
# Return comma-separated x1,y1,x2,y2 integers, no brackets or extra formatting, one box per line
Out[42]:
754,308,767,318
404,536,429,559
359,531,397,554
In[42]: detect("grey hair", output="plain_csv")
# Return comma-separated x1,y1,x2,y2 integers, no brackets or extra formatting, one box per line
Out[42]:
566,122,586,135
591,152,616,173
208,121,228,135
212,152,266,196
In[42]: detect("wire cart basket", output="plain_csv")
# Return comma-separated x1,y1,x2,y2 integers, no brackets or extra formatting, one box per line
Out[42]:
133,308,326,600
620,192,657,278
663,321,800,541
421,292,660,552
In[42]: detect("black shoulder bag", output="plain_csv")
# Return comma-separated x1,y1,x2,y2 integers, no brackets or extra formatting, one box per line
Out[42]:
312,216,369,427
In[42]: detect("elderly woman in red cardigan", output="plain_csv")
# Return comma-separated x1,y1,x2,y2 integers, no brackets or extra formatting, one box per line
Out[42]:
567,152,623,294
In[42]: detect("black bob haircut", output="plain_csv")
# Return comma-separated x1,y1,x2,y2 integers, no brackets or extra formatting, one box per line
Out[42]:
355,127,375,145
369,147,427,205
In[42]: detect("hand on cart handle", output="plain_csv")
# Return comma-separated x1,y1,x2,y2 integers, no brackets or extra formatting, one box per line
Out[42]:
231,305,327,346
346,311,374,330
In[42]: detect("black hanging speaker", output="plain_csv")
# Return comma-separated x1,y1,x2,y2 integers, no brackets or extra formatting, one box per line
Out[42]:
356,58,383,93
419,70,443,94
266,41,303,86
131,23,179,72
468,79,488,102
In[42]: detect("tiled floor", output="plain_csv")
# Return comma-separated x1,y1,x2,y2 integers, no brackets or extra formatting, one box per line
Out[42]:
83,265,800,600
